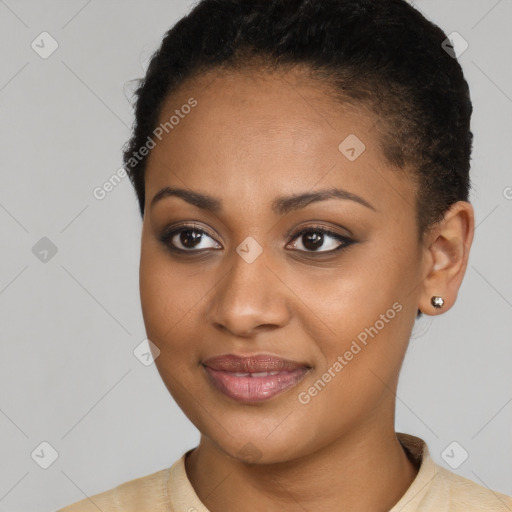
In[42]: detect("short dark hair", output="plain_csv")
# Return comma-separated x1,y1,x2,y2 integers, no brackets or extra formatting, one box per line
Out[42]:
123,0,474,318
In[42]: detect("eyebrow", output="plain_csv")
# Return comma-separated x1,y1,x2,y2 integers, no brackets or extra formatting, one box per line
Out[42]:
149,186,376,214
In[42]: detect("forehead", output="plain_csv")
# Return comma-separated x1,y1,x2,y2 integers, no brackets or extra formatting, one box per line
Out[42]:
144,67,412,217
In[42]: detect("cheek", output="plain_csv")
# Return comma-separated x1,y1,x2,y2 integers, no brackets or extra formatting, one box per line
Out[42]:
139,248,205,401
284,246,413,389
139,230,202,326
139,241,196,350
278,250,403,340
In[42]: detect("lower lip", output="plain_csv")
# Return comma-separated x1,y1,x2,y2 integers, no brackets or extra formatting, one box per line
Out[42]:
203,366,310,403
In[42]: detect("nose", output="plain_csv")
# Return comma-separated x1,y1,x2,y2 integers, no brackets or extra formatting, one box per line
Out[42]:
206,244,291,338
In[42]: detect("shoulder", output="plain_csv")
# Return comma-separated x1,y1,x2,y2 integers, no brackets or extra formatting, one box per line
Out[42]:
56,467,171,512
430,464,512,511
394,433,512,511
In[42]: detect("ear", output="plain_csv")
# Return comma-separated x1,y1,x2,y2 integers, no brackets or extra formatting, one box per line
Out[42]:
418,201,475,315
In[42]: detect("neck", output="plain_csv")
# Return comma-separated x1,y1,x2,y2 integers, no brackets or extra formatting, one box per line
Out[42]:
185,417,419,511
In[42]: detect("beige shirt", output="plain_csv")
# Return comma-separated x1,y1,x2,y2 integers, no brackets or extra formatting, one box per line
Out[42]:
57,433,512,511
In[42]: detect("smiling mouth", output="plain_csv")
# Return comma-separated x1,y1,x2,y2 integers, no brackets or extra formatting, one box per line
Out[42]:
202,353,311,403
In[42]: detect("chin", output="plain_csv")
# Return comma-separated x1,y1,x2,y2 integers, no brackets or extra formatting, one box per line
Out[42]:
202,418,317,466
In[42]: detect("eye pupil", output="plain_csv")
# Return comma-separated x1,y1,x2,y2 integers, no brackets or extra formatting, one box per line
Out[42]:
180,230,202,248
303,232,323,251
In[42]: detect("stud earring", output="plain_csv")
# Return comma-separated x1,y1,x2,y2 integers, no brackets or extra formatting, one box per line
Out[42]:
431,296,444,309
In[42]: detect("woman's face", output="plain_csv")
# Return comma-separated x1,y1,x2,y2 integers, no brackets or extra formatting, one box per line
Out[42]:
140,68,427,463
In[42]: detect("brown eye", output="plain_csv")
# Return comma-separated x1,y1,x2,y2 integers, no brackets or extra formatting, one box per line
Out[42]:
288,227,353,253
300,231,324,251
161,226,221,252
178,230,204,249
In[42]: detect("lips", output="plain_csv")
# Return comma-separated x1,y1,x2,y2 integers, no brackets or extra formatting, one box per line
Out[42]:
203,354,308,373
202,354,311,403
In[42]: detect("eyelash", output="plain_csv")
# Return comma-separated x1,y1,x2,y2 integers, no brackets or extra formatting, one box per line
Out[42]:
159,223,355,256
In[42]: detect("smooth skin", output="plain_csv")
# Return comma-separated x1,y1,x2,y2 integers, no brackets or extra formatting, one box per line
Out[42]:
139,67,474,511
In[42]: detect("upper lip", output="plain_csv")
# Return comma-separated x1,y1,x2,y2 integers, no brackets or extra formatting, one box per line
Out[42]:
203,354,310,373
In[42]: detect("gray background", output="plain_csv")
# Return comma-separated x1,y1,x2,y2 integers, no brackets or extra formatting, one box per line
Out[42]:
0,1,511,510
